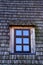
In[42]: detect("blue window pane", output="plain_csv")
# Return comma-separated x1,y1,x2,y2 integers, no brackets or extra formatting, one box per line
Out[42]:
16,30,22,36
23,46,29,51
23,38,29,44
16,45,22,51
16,38,22,44
23,30,29,36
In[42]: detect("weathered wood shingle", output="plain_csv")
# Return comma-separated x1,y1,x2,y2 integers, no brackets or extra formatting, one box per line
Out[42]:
0,0,43,65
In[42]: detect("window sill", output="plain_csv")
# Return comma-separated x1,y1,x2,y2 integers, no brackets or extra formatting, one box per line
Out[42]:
9,52,36,55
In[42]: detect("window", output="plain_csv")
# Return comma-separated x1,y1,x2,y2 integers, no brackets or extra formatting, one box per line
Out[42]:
14,29,30,53
10,26,35,54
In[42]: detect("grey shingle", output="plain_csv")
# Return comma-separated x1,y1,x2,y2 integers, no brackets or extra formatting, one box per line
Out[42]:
0,0,43,65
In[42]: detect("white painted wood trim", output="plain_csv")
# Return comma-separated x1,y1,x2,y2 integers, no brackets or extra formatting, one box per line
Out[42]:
10,28,14,53
31,28,35,53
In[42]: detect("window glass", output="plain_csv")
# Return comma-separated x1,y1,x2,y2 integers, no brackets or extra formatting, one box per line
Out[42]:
16,30,22,36
23,30,29,36
16,38,22,44
23,38,29,44
16,45,22,51
23,45,29,51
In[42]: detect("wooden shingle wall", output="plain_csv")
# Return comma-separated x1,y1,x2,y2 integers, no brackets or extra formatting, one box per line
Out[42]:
0,0,43,65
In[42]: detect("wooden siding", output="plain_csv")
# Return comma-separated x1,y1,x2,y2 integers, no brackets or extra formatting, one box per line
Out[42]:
0,0,43,65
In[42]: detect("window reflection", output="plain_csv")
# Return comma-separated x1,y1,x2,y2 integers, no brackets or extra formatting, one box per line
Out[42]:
23,30,29,36
16,30,22,36
23,46,29,51
16,38,22,44
16,45,22,51
23,38,29,44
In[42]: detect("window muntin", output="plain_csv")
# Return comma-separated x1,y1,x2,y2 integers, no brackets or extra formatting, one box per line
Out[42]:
14,29,31,53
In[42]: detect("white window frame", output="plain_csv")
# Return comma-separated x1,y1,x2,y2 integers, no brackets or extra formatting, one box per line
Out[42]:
9,26,35,54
